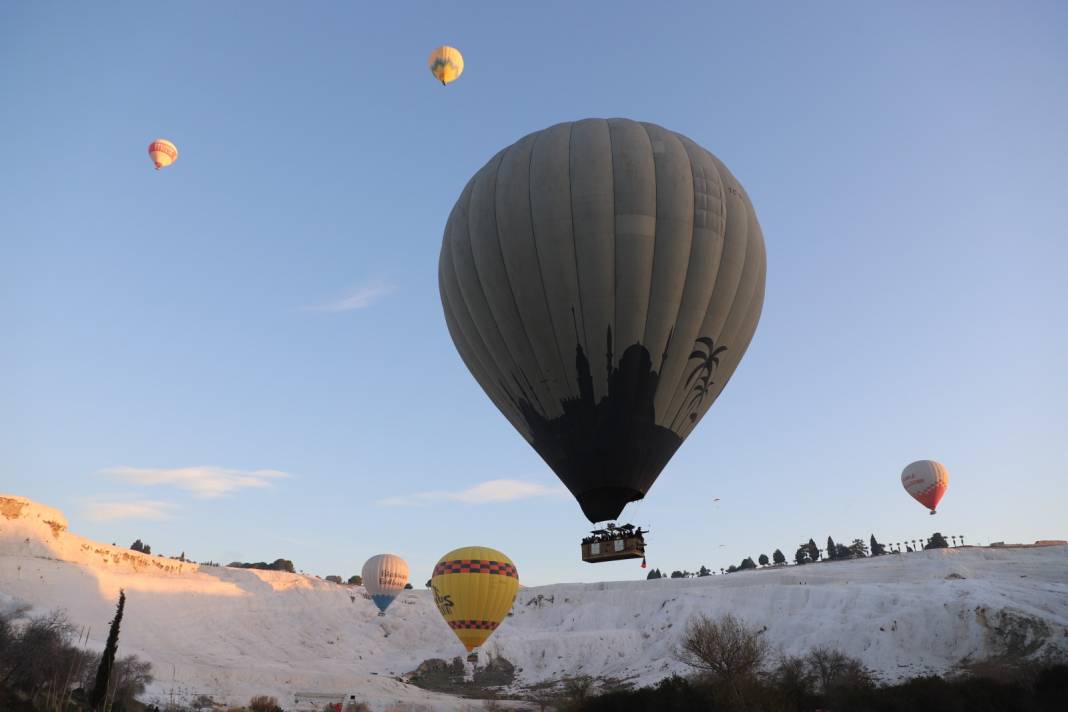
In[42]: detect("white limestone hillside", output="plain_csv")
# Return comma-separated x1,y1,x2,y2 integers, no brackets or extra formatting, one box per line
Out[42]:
2,494,1067,711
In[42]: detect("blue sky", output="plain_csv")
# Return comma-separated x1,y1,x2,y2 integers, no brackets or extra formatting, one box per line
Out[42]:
2,2,1065,586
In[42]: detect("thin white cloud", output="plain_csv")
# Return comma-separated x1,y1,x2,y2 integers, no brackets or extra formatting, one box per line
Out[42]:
302,282,394,312
378,479,567,507
100,466,290,498
85,499,178,522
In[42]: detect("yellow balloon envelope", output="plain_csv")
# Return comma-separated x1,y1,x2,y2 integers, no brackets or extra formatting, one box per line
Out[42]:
431,546,518,652
148,139,178,170
428,45,464,86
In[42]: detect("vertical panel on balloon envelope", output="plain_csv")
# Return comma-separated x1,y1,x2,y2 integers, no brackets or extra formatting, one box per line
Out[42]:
568,119,615,403
530,122,585,403
467,149,561,419
652,134,728,422
494,133,570,417
608,119,657,355
639,123,695,380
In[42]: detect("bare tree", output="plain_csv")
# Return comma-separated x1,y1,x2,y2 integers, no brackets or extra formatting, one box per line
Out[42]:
249,694,283,712
675,613,768,703
1,609,78,695
768,653,817,708
560,675,595,709
806,647,874,694
107,655,154,710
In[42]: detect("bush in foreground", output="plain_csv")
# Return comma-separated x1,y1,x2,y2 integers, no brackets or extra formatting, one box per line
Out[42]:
571,664,1068,711
574,611,1068,711
0,603,152,712
248,694,283,712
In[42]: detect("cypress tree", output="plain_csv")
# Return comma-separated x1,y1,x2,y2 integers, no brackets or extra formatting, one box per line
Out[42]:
90,589,125,711
826,536,837,561
807,538,819,562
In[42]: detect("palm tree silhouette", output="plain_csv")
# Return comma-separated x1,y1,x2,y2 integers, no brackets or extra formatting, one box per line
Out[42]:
959,535,965,546
673,337,728,427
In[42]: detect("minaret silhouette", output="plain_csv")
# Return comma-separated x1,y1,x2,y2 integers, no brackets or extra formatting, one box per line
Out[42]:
572,309,593,404
660,328,673,371
605,326,613,374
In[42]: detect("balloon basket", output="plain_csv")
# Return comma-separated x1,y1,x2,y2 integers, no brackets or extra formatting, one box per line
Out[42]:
581,523,648,563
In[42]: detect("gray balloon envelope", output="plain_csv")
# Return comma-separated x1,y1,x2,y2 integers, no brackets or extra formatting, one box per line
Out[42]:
439,118,766,523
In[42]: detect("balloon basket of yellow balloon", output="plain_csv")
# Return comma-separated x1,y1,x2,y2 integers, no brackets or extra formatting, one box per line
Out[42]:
467,652,479,664
581,524,647,563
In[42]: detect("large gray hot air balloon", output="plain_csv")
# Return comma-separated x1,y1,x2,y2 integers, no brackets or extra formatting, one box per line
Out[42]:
439,118,766,524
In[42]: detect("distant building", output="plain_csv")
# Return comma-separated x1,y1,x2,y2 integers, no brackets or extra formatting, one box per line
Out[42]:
989,540,1065,548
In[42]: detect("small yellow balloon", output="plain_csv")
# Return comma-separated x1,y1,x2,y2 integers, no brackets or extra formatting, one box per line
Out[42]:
431,546,518,652
148,139,178,170
428,46,464,86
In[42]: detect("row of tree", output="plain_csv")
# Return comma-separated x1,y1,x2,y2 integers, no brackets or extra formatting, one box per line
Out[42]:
127,540,423,585
793,535,887,565
795,532,954,565
648,532,959,579
323,574,414,590
324,575,363,585
129,539,415,589
227,559,296,573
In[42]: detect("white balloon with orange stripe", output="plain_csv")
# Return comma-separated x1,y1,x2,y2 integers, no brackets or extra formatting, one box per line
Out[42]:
901,459,950,514
430,546,518,654
148,139,178,170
